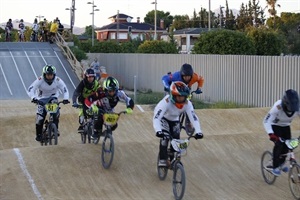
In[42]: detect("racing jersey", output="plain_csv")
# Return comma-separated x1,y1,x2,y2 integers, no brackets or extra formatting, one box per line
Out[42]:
263,99,300,134
72,80,100,104
84,87,134,112
27,76,69,100
153,95,202,133
162,71,204,90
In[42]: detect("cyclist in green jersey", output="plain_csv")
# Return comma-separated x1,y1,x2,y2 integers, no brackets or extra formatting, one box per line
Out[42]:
72,69,100,132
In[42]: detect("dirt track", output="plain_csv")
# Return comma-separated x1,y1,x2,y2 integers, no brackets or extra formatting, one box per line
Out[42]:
0,100,299,200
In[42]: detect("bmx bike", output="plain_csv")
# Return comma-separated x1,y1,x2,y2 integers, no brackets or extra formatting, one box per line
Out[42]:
261,136,300,199
157,133,196,200
179,90,197,136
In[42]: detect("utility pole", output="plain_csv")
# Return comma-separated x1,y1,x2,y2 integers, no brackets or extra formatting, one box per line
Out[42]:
87,0,99,46
151,0,157,40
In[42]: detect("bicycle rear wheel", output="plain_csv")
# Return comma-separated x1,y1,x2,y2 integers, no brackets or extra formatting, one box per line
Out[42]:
101,133,114,169
157,154,168,180
172,162,186,200
261,151,276,184
48,123,58,145
288,163,300,199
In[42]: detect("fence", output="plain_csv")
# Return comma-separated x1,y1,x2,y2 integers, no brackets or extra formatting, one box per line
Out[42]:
86,53,300,107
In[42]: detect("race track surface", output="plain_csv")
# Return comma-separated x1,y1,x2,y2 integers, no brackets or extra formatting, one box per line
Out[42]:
0,100,299,200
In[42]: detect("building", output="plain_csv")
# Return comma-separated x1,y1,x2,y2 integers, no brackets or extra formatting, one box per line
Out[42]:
95,13,165,42
161,28,214,53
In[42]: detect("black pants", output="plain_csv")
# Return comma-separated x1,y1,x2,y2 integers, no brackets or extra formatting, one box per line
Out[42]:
272,125,291,168
159,117,180,160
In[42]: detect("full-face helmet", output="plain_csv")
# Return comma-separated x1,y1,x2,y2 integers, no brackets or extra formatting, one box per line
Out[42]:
83,68,96,89
169,81,190,109
103,76,119,98
282,89,299,112
42,65,56,85
180,63,193,84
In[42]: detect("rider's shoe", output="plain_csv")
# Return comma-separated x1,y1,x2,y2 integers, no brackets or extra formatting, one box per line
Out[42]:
281,166,289,173
272,167,281,176
35,134,42,142
77,125,84,133
91,130,99,140
158,159,167,167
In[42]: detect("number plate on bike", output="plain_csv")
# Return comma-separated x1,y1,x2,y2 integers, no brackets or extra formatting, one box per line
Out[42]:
103,113,119,126
45,103,58,113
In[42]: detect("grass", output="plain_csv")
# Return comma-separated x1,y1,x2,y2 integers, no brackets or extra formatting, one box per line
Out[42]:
127,91,251,109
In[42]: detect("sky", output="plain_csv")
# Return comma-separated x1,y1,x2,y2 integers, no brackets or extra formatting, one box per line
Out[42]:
1,0,299,28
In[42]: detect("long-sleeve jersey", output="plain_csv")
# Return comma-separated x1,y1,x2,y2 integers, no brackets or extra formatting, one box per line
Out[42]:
84,88,134,112
162,71,204,90
27,76,69,100
153,95,202,133
263,100,300,134
72,80,99,104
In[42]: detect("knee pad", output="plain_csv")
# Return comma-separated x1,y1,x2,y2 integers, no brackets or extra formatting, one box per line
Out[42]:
160,138,168,147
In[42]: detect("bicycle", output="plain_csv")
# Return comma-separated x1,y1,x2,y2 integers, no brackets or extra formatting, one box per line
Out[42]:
100,110,127,169
73,104,97,144
179,90,197,136
261,136,300,199
157,133,196,200
34,98,68,146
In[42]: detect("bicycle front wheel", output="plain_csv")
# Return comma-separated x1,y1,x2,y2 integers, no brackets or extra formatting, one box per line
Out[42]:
261,151,276,184
101,133,114,169
48,123,58,145
172,162,186,200
289,163,300,200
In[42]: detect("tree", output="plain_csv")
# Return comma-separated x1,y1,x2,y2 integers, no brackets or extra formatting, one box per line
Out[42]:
137,40,177,54
266,0,281,28
144,10,173,29
192,29,256,55
246,27,285,55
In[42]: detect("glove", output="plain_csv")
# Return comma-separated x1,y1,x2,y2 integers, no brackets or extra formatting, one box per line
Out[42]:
195,88,202,94
156,131,169,140
72,102,79,108
195,133,204,140
31,98,38,104
269,133,279,142
90,104,98,113
126,108,133,114
63,99,70,104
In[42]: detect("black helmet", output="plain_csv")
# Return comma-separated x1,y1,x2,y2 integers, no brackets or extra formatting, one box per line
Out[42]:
20,19,24,22
282,89,299,112
9,19,12,22
83,68,96,89
42,64,56,85
180,63,193,84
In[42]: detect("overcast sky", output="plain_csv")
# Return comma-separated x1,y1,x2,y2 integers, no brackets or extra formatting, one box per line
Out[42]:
1,0,299,28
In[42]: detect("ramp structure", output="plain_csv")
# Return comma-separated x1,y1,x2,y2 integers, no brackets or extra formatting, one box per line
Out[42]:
0,42,80,100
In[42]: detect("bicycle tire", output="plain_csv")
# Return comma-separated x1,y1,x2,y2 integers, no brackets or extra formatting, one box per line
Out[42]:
172,162,186,200
157,154,168,180
48,123,58,145
101,133,114,169
87,124,93,144
81,131,86,144
261,151,276,184
288,163,300,200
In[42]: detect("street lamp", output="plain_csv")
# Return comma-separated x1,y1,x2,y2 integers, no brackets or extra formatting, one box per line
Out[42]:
36,15,44,22
151,0,157,40
219,6,225,29
208,0,211,31
87,0,99,46
65,6,76,34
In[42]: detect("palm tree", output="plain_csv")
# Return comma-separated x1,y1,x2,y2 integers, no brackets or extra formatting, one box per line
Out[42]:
266,0,281,28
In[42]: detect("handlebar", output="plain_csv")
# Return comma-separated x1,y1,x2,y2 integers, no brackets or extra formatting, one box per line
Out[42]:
162,132,196,140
